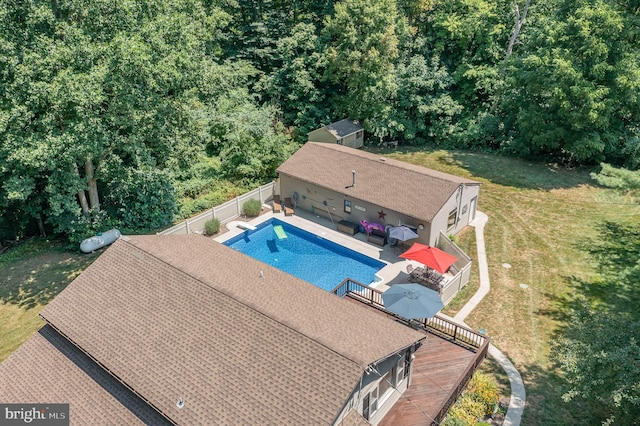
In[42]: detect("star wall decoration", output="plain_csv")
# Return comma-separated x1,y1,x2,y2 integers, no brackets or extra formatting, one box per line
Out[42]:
378,210,387,220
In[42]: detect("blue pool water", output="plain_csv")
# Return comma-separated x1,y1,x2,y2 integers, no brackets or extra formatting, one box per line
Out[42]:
223,219,385,291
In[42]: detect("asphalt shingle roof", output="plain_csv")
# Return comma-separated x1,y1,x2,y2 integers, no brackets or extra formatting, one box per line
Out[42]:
35,235,423,425
277,142,481,221
0,325,172,425
324,119,363,138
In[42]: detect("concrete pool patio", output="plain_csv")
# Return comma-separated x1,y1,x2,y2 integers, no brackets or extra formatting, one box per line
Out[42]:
215,206,433,293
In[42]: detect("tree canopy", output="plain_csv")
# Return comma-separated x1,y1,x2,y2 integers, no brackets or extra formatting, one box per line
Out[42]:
1,0,639,245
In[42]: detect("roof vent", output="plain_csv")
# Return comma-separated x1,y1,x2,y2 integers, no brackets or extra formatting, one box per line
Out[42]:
345,170,356,189
176,397,185,409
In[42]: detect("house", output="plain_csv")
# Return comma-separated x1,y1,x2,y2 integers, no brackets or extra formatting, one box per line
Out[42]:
308,119,365,148
0,235,426,425
276,142,481,247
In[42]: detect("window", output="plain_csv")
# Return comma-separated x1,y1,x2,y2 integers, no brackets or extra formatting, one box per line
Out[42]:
396,358,406,385
447,209,457,230
344,200,352,214
369,387,379,417
363,370,396,420
337,138,344,145
356,130,363,139
362,394,370,420
378,370,394,403
362,386,379,420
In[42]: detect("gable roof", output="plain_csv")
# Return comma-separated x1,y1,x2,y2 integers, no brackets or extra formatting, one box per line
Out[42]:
36,235,423,425
277,142,481,221
313,119,363,138
0,325,171,425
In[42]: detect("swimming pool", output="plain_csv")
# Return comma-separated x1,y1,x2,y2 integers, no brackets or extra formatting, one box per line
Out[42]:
222,219,385,291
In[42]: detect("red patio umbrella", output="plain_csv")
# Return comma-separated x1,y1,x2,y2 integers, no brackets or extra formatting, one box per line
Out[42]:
399,242,458,274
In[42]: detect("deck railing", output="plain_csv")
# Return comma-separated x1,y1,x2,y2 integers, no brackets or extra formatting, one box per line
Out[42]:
331,279,489,352
431,340,489,425
332,278,491,425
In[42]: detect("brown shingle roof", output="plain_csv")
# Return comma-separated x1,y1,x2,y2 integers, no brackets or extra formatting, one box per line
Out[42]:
0,325,171,425
38,235,424,425
277,142,481,221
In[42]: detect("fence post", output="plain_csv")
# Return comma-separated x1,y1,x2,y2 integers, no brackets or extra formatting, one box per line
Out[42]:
185,219,190,234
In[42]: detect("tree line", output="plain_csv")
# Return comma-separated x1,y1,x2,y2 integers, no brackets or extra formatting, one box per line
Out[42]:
0,0,638,242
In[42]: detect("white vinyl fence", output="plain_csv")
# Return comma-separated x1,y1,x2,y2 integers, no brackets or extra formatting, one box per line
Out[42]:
159,182,276,236
438,231,473,305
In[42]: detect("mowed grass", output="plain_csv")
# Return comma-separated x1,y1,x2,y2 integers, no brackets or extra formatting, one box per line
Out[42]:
0,240,99,362
382,147,640,425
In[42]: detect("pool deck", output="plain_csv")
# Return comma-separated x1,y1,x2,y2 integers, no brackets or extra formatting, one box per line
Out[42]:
216,208,423,291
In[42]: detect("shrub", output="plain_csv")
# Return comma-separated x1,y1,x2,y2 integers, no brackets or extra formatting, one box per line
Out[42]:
204,218,220,235
442,372,500,425
468,372,500,415
242,199,262,217
443,393,485,425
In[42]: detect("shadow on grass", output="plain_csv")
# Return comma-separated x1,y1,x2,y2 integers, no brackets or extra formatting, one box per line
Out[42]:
518,359,594,425
526,219,640,425
570,221,640,315
449,151,595,191
0,249,98,309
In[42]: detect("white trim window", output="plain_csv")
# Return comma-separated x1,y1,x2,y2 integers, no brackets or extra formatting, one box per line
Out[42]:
395,358,406,385
363,387,379,420
447,209,457,230
362,369,398,420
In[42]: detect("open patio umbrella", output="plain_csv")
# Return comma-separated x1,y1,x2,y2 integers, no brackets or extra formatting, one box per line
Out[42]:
399,242,458,274
388,225,419,242
382,284,444,319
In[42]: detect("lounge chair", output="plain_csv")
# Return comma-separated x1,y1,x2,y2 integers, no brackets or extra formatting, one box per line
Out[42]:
284,197,294,216
272,194,282,213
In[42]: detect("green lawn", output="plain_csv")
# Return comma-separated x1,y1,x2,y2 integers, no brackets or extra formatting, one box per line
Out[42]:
0,240,99,362
2,148,638,424
383,147,640,425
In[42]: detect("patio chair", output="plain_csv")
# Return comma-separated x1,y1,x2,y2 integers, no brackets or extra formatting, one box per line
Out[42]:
272,194,282,213
284,197,294,216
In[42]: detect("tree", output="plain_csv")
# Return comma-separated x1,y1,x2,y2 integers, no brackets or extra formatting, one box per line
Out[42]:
555,306,640,425
0,0,230,240
258,22,330,138
501,0,640,165
388,54,462,144
506,0,531,58
321,0,402,129
555,219,640,424
205,89,299,181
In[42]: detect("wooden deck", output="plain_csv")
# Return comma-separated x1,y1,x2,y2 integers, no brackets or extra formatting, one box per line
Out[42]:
337,280,488,425
379,335,478,425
